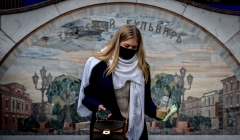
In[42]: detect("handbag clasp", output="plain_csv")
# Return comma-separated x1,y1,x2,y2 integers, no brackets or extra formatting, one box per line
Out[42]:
103,129,110,135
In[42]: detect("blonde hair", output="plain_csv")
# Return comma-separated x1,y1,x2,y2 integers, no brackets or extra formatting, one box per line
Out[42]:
95,24,149,82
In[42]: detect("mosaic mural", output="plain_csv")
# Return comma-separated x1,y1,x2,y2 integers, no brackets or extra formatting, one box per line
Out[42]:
0,11,239,135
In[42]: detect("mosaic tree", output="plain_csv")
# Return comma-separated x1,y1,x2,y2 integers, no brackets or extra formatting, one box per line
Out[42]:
148,73,181,125
151,73,181,108
46,74,91,130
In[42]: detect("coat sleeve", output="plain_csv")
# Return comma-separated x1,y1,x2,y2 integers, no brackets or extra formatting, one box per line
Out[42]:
82,63,103,112
144,70,161,120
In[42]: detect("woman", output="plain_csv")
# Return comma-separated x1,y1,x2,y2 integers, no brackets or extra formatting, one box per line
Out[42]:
77,24,160,140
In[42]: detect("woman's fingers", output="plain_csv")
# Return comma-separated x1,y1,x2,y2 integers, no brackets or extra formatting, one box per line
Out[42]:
106,113,112,120
98,104,105,111
98,105,112,120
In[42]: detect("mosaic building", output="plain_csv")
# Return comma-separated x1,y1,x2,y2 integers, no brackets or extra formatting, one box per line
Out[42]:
0,83,32,130
221,76,240,130
201,90,221,129
183,96,201,117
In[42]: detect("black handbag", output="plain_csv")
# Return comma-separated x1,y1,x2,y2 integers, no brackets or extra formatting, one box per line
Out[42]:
93,91,130,140
93,120,127,140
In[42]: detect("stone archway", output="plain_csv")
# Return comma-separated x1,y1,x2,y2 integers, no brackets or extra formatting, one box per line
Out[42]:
0,2,239,101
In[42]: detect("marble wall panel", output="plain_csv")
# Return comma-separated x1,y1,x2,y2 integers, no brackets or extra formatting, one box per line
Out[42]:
196,30,213,45
0,30,15,61
1,5,59,43
190,26,201,35
209,40,224,57
158,10,175,22
73,10,90,21
191,52,211,61
219,49,230,61
183,5,240,44
77,66,85,79
182,20,196,32
2,53,16,68
90,5,111,15
55,0,106,14
12,48,22,59
64,12,83,24
225,30,240,63
106,0,136,3
17,39,33,52
0,53,17,79
47,18,69,33
107,4,136,14
198,31,208,41
0,64,8,78
171,16,180,25
59,60,82,69
137,0,187,15
224,56,240,77
177,21,212,48
29,26,51,44
85,7,95,16
139,6,156,17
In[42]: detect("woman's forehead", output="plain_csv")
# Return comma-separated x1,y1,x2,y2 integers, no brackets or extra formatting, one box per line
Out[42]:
121,38,138,45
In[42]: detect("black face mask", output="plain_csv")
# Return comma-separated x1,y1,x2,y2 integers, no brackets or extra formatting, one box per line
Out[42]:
119,46,137,60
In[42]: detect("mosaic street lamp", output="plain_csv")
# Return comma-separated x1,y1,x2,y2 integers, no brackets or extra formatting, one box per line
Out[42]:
180,67,186,79
32,66,53,122
32,73,39,86
174,67,194,118
174,67,193,101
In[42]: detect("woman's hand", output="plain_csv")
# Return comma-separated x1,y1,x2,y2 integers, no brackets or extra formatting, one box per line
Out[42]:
98,104,112,119
98,104,105,111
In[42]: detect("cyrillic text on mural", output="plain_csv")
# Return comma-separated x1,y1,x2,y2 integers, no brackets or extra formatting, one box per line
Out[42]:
59,19,182,43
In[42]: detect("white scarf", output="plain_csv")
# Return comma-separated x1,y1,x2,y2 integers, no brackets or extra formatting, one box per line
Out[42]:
77,55,145,140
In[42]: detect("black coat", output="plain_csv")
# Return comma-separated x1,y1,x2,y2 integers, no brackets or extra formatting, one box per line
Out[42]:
82,61,159,140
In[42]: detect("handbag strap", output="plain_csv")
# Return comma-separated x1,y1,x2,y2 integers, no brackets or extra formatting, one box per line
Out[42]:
122,85,130,140
125,105,129,124
125,84,130,124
